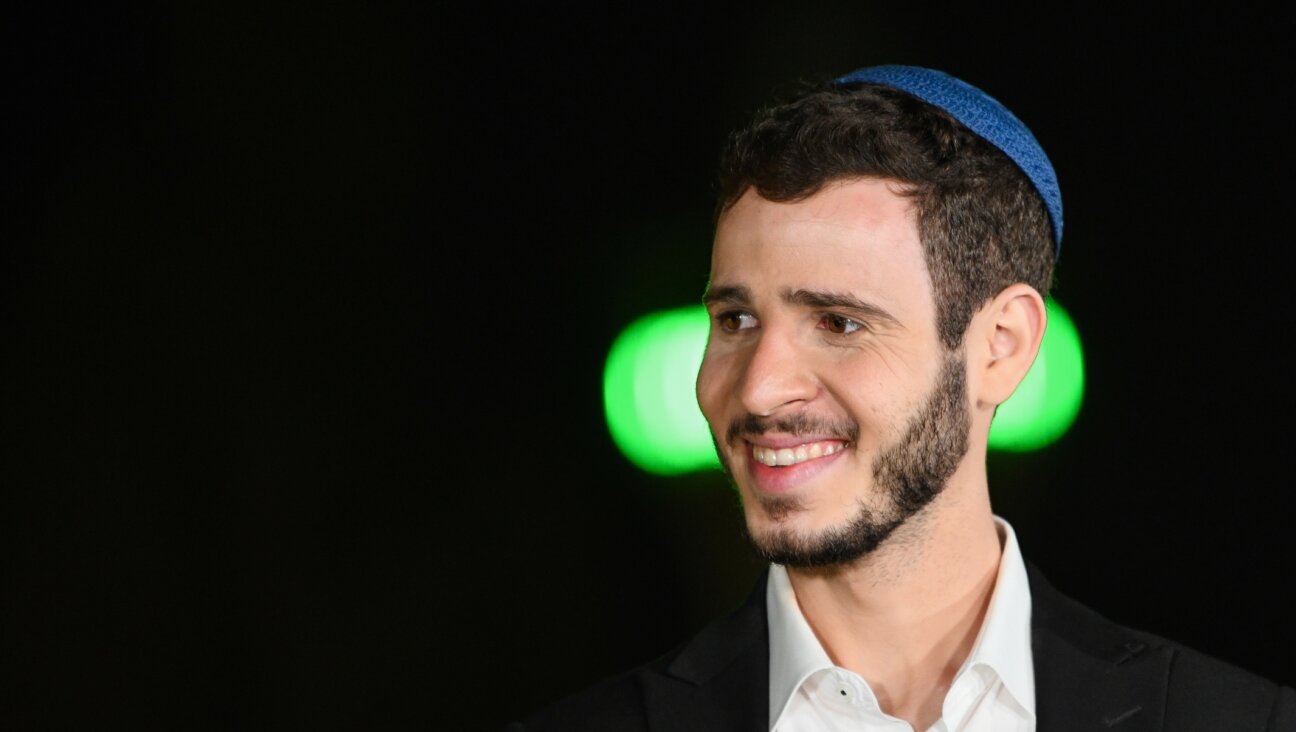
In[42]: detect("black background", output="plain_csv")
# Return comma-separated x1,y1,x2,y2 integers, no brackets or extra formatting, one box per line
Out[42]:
7,3,1294,729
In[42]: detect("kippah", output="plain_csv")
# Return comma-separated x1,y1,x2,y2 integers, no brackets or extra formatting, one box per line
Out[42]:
835,65,1063,252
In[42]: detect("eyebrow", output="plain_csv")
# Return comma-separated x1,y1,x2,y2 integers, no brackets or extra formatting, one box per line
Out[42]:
702,284,902,328
785,288,901,327
701,284,752,307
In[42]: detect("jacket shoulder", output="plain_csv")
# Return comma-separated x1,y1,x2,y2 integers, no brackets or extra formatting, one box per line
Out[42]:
1027,562,1295,730
1154,634,1296,730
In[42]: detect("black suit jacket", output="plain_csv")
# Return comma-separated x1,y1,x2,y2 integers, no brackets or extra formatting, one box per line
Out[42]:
512,564,1295,731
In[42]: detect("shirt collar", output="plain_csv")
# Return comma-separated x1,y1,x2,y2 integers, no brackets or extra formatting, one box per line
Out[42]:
765,515,1035,729
961,516,1035,718
766,557,834,726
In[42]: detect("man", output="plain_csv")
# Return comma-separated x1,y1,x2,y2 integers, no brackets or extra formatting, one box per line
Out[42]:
511,65,1296,731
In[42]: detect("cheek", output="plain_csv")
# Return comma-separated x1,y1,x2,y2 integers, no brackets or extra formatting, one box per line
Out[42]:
819,360,912,434
695,349,734,421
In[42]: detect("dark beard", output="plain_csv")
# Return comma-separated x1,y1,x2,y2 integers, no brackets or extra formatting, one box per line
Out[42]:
725,352,970,568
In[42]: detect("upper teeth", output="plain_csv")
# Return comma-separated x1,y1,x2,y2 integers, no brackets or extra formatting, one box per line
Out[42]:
752,441,844,467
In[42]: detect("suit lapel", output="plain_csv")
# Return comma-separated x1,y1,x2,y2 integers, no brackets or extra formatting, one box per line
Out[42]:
641,572,770,732
1028,563,1169,732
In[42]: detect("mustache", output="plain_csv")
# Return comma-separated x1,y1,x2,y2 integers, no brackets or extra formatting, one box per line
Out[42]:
725,412,860,446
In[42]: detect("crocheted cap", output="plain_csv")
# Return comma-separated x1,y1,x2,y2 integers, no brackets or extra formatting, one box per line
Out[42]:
835,65,1063,252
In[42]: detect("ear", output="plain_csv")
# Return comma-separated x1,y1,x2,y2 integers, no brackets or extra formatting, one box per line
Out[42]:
969,284,1047,407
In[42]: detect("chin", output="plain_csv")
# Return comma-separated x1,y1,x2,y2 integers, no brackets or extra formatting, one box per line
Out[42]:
741,498,904,569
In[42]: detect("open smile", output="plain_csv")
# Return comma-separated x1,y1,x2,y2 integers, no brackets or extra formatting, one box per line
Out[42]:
750,440,848,467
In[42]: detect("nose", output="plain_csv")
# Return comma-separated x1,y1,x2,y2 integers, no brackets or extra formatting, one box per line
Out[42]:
738,329,818,417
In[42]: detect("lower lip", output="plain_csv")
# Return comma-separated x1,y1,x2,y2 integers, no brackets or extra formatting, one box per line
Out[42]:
744,443,847,494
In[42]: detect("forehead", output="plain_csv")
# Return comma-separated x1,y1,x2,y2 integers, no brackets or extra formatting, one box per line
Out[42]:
711,179,933,319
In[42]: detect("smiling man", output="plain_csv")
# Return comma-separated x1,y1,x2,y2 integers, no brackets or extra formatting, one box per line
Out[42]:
511,65,1295,731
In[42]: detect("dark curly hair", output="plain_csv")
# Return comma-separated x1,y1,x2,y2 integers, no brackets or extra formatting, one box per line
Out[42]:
716,81,1055,349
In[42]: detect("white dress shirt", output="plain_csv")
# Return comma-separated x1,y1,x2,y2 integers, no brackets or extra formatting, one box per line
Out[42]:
766,516,1035,732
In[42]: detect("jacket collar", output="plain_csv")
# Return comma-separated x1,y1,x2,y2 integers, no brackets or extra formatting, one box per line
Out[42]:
1028,562,1170,732
641,571,770,732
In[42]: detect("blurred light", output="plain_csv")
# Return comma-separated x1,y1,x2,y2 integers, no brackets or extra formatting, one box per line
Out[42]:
604,298,1083,474
602,305,719,475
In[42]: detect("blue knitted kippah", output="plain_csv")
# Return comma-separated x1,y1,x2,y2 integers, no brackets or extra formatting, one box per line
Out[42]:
835,65,1063,252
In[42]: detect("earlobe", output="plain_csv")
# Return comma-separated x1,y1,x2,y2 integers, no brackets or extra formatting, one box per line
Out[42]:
977,284,1047,406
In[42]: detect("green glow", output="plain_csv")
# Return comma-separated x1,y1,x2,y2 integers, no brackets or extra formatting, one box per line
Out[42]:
987,297,1085,451
603,298,1084,474
603,305,719,475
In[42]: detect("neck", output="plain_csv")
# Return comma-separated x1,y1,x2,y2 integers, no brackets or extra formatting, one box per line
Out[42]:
785,468,1003,729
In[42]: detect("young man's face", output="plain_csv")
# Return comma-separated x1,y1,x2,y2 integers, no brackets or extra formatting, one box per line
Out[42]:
696,178,972,567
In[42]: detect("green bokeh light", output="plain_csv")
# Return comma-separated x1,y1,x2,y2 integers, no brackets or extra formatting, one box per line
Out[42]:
604,298,1083,474
603,305,720,475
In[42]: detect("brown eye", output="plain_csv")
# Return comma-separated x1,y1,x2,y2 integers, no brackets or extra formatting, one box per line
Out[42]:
822,314,863,335
717,311,757,332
